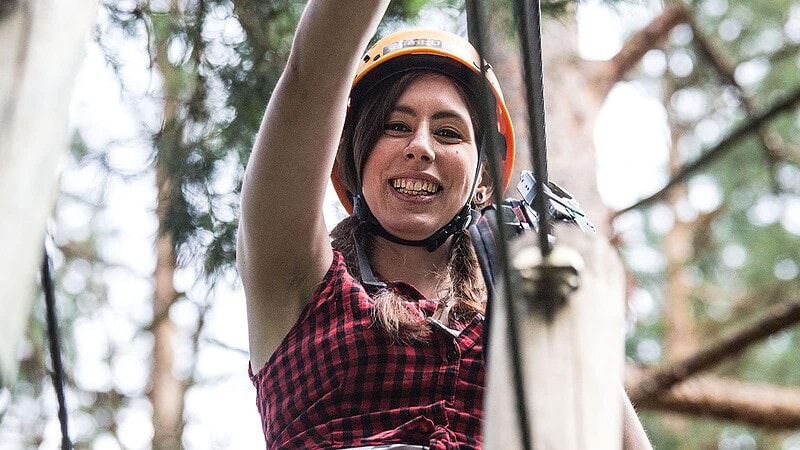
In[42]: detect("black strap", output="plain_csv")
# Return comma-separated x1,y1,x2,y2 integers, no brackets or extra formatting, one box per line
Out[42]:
468,210,498,363
355,237,387,292
468,209,499,294
353,194,480,253
468,202,532,280
42,247,72,450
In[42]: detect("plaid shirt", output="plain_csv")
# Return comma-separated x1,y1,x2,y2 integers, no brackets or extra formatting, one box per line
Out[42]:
250,251,485,449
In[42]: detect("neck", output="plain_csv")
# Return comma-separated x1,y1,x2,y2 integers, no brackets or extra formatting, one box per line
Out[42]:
370,235,452,298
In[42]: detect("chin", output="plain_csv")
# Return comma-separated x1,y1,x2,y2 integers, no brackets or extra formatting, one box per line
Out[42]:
380,216,443,241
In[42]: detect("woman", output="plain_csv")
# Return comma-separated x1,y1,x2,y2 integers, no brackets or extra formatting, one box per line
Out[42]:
238,1,650,448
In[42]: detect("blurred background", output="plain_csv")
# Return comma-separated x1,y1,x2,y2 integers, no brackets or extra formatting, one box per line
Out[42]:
3,0,800,448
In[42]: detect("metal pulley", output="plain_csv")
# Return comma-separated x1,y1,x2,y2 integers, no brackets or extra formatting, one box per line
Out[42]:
510,235,585,322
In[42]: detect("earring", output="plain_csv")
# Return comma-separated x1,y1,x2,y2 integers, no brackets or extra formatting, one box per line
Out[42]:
474,191,485,204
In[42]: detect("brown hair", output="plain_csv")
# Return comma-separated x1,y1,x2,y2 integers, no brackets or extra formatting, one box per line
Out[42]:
330,216,485,343
331,70,487,343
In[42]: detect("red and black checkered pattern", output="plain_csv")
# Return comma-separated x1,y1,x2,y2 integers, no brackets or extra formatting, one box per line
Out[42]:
249,251,485,449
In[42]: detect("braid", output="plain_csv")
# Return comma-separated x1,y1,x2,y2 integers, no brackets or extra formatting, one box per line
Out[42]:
330,215,365,280
444,231,487,321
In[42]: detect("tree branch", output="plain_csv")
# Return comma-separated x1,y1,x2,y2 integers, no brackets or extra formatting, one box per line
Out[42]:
688,15,791,191
627,371,800,429
614,85,800,216
592,1,688,99
628,299,800,403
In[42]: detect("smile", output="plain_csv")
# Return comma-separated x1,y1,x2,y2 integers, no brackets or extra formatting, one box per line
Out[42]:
391,178,441,196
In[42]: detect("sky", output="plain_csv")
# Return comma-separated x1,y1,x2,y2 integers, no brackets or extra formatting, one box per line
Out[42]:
4,0,674,448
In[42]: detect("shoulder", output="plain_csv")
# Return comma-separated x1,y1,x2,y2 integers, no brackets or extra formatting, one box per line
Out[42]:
247,250,370,372
305,250,373,319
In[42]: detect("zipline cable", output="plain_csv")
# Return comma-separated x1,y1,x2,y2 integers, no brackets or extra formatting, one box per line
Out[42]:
465,2,534,449
514,0,553,258
42,246,72,450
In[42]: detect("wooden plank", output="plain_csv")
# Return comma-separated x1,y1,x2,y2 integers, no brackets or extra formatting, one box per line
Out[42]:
0,0,97,386
484,226,625,448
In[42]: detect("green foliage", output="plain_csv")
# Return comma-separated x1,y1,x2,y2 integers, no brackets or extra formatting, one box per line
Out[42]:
618,0,800,446
1,1,454,446
93,0,443,279
388,0,430,18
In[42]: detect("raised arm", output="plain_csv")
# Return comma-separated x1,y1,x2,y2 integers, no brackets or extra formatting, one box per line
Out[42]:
238,0,391,370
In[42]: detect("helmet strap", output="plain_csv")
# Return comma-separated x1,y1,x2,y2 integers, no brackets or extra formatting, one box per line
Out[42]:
354,195,479,252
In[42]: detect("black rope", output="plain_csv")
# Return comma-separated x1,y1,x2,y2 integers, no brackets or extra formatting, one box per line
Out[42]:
42,247,72,450
514,0,553,258
465,2,535,449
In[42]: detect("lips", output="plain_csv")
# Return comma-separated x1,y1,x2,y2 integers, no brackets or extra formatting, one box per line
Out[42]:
390,178,441,196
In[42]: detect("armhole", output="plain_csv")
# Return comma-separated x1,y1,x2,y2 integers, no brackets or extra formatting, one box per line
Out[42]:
249,250,344,380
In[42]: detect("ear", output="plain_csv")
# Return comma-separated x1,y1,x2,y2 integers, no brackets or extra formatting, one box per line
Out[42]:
473,165,495,207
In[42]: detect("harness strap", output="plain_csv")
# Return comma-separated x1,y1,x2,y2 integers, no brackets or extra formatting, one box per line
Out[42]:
468,210,499,295
356,236,388,292
468,202,531,293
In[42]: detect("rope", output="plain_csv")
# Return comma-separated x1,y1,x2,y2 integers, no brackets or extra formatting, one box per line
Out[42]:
514,0,553,258
465,2,534,448
41,247,72,450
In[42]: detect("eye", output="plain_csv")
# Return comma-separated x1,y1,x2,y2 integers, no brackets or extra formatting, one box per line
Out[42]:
435,127,464,143
384,122,411,135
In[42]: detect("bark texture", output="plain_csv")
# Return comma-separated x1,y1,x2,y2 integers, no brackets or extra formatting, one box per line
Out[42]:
149,1,186,447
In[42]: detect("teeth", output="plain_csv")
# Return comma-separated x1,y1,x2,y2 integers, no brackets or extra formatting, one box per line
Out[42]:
391,178,440,195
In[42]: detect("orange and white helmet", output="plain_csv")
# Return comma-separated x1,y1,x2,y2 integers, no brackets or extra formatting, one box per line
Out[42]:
332,28,515,213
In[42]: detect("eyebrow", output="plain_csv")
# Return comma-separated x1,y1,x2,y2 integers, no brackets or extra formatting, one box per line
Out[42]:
391,105,471,123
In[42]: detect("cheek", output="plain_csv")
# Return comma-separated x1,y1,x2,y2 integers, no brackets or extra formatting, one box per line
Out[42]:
361,145,385,181
361,145,395,194
366,138,396,165
448,150,479,188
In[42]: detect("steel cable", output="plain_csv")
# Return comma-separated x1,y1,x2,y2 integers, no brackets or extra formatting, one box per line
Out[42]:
42,247,72,450
468,0,560,445
514,0,553,258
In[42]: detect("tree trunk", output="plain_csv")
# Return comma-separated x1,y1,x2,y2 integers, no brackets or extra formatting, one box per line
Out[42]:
148,1,186,447
150,203,184,449
0,0,97,386
663,82,697,363
479,5,608,230
656,80,696,441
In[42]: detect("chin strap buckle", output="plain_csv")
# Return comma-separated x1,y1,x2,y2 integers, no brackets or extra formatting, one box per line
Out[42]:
352,193,478,253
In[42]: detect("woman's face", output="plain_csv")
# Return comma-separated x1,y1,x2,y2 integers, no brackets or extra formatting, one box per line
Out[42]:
361,73,479,242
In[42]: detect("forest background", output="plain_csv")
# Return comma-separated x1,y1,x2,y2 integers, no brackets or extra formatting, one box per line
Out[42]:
3,0,800,448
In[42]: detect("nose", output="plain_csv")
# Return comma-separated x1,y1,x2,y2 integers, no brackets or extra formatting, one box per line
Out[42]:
405,128,435,162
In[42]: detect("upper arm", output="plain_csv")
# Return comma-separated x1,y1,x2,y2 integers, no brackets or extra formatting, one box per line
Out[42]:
238,222,332,371
237,0,391,369
237,54,344,369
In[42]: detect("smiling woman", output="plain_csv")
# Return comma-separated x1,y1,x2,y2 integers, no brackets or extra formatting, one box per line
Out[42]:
237,2,512,445
236,1,647,449
330,70,490,347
